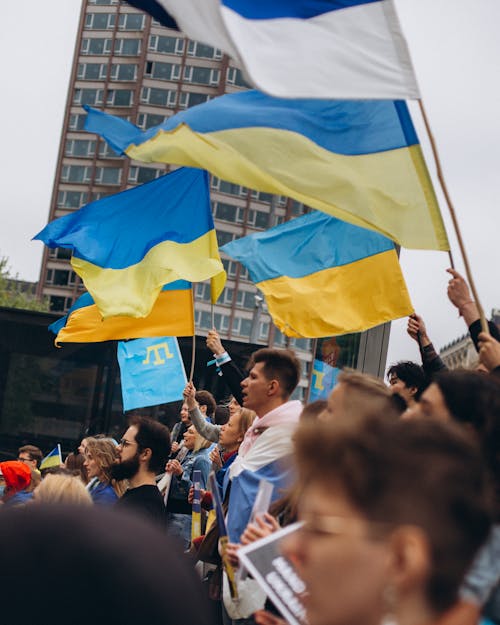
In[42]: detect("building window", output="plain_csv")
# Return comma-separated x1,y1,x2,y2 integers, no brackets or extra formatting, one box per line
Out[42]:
183,66,220,86
73,88,104,106
186,41,222,59
254,211,270,229
217,230,235,246
48,248,72,261
259,321,269,340
94,167,122,185
141,87,176,107
178,92,210,109
214,202,238,223
149,35,185,55
226,67,250,87
232,317,252,338
49,295,74,312
61,165,92,184
221,258,240,279
128,166,162,184
88,0,118,4
106,89,133,106
114,38,142,56
144,60,181,82
118,13,145,31
110,63,138,81
57,191,89,208
68,114,87,131
77,63,107,80
137,113,166,129
65,139,96,158
214,178,246,197
81,38,112,55
85,13,116,30
98,141,119,158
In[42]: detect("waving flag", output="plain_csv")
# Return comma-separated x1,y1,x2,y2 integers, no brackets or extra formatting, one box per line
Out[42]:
49,281,194,344
84,95,449,251
117,336,187,411
40,445,63,471
34,168,226,319
126,0,419,99
222,211,413,337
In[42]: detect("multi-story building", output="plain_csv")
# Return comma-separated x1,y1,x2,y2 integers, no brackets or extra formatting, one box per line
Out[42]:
37,0,313,396
439,308,500,370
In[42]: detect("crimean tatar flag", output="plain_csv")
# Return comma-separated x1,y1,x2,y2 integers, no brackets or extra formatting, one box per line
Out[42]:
221,211,414,338
34,168,226,319
49,281,194,345
84,95,449,251
125,0,419,99
40,445,63,471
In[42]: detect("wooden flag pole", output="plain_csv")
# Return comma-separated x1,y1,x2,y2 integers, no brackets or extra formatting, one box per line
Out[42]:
418,99,489,334
189,288,196,382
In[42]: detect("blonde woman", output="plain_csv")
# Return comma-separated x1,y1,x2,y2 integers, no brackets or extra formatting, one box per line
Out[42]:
84,438,126,504
33,473,92,505
165,425,212,549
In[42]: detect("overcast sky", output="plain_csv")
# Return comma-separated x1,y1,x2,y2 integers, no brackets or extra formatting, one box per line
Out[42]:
0,0,499,367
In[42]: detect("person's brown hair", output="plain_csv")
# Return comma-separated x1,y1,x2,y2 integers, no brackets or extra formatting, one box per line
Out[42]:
294,416,492,613
129,416,171,474
237,408,256,438
333,369,405,420
18,445,43,468
85,438,126,496
195,390,217,418
250,348,301,398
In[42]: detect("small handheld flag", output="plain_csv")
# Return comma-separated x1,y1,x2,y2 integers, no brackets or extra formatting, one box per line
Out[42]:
40,444,62,471
191,469,202,542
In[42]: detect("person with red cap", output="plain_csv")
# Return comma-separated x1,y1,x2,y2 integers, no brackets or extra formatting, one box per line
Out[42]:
0,461,32,505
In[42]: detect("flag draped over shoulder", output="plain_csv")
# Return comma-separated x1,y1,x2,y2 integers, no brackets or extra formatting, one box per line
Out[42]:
34,168,226,319
49,281,194,344
222,211,413,338
84,94,449,251
40,445,62,471
128,0,419,99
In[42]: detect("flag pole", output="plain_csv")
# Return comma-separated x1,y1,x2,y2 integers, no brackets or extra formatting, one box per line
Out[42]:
189,288,196,382
418,99,489,334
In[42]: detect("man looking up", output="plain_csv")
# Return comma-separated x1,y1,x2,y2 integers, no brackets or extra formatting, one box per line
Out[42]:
112,416,170,525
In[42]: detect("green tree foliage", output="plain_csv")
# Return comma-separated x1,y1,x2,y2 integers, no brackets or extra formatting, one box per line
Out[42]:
0,256,49,311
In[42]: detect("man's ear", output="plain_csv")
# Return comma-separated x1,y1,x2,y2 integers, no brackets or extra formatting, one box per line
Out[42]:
140,447,152,464
408,385,418,399
199,404,207,415
268,379,280,396
386,525,431,594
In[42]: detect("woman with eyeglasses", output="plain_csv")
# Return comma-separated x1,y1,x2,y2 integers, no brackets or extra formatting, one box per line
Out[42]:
279,416,493,625
83,437,126,504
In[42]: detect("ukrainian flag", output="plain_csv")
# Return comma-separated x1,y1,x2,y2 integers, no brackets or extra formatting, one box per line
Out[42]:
49,281,194,345
40,445,62,471
221,211,414,338
34,168,226,319
84,93,449,251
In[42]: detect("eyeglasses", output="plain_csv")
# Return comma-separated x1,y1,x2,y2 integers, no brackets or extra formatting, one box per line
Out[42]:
118,439,136,448
300,515,390,540
17,456,32,463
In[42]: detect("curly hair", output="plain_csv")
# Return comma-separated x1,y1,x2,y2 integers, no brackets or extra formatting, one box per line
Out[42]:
85,438,126,496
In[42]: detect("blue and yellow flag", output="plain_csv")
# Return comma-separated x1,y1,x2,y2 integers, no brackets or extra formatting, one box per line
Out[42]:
49,281,194,344
34,168,226,319
221,211,414,338
84,93,449,251
40,445,62,471
117,336,187,411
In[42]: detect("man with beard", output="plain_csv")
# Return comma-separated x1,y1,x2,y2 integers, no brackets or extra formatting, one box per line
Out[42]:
113,416,171,525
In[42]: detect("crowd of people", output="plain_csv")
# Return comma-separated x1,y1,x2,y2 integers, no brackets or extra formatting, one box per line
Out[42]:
0,268,499,625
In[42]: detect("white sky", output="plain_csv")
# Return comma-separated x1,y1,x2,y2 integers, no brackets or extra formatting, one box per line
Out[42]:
0,0,499,367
